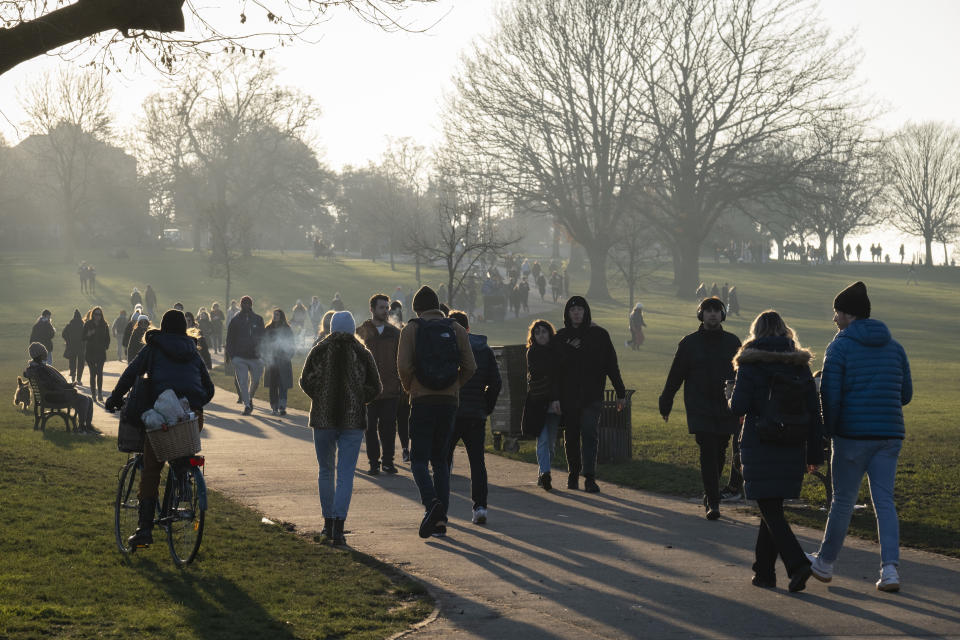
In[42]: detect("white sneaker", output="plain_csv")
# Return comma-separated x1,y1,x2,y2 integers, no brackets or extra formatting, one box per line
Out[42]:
876,564,900,592
806,552,834,583
472,507,487,524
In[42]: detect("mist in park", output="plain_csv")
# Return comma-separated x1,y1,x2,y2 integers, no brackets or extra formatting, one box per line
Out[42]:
2,0,959,638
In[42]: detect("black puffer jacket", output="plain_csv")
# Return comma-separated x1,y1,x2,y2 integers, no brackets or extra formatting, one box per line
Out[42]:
225,309,265,360
111,329,214,410
729,336,824,499
30,317,55,352
521,341,562,438
61,311,85,358
82,319,110,363
554,296,626,411
456,333,502,420
659,324,741,434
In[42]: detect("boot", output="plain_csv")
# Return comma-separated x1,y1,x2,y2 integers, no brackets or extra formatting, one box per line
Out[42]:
320,517,333,541
539,472,552,492
331,518,346,546
127,497,157,547
567,472,579,490
584,476,600,493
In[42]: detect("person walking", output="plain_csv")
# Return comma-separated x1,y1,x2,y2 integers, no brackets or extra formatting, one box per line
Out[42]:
627,303,646,350
61,309,86,384
357,294,403,475
398,286,477,538
122,306,142,357
807,281,912,592
81,306,110,402
225,295,265,416
291,300,308,344
111,309,127,361
144,285,157,318
330,292,345,312
185,312,212,370
24,343,94,433
30,309,55,365
521,319,562,491
728,286,741,317
105,309,215,547
659,297,742,519
87,265,96,295
555,296,627,493
209,303,225,353
299,311,382,545
446,310,501,525
127,315,151,362
130,288,142,311
727,310,823,592
263,308,295,416
225,299,240,328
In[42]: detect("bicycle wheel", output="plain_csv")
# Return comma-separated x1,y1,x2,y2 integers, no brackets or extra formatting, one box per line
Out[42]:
114,456,141,555
164,462,206,566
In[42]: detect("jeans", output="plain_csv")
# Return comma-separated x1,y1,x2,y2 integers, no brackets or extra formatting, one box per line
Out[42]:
397,399,410,451
409,402,456,509
695,432,731,508
537,412,561,475
817,437,903,567
755,498,808,577
447,416,488,509
115,337,123,361
268,383,288,411
86,359,104,397
232,357,263,408
563,402,602,477
365,397,399,466
313,428,364,520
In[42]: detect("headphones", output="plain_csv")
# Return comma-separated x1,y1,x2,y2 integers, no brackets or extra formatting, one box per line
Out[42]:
697,297,726,322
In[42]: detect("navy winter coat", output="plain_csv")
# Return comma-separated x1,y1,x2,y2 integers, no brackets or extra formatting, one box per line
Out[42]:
820,318,912,439
456,333,502,420
729,336,824,500
112,330,215,410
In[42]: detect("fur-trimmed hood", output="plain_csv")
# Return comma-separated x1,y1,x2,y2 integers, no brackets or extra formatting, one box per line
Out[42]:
734,336,813,370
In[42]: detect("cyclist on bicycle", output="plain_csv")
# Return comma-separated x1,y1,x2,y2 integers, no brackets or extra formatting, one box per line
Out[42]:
106,309,215,547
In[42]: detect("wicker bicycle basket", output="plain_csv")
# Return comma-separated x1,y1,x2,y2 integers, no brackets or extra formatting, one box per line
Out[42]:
146,417,201,462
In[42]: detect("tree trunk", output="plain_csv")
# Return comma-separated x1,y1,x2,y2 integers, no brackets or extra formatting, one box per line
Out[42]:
925,234,934,267
944,240,950,266
834,232,846,262
224,262,231,315
569,241,585,272
552,222,561,259
674,236,701,298
415,255,422,286
583,243,611,300
776,237,785,262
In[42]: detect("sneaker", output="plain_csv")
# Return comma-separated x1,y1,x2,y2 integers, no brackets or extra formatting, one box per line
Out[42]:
789,564,813,593
806,552,834,583
720,487,742,501
472,507,487,524
876,564,900,592
242,405,253,416
705,504,721,520
419,500,446,539
431,524,447,538
584,477,600,493
382,462,398,474
271,409,279,416
401,448,410,463
539,472,552,492
368,464,380,476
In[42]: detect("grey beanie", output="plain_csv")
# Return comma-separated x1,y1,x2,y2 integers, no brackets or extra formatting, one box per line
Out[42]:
330,311,356,334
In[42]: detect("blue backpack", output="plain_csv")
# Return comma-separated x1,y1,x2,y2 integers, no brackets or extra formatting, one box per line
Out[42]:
413,318,461,390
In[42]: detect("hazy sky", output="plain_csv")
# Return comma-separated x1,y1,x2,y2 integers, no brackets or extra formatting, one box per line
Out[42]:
2,0,960,171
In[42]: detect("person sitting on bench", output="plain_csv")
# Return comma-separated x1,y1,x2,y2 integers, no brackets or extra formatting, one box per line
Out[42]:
23,342,94,433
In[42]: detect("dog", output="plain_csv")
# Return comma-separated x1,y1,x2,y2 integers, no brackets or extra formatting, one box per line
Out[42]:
14,377,31,411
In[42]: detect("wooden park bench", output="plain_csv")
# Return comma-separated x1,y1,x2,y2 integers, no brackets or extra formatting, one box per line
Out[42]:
26,375,78,432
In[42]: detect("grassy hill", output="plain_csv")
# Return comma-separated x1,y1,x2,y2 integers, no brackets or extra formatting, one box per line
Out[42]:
2,248,958,563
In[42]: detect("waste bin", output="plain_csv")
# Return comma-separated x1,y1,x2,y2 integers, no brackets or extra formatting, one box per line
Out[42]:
597,389,635,463
489,344,526,452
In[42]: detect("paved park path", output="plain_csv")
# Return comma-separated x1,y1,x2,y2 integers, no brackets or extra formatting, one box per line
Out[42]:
89,362,960,639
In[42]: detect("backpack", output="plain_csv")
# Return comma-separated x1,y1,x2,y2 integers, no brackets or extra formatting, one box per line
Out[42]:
412,318,461,390
756,372,812,445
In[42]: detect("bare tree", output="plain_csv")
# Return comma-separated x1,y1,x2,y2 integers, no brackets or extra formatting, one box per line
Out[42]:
0,0,434,76
610,202,663,308
631,0,858,294
885,122,960,267
20,68,112,262
446,0,650,299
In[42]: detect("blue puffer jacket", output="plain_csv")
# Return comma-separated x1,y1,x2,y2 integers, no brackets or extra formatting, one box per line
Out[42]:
456,334,502,420
730,336,824,500
820,318,912,439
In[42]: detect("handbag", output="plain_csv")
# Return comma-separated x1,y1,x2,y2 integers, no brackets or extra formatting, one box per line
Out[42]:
116,349,155,453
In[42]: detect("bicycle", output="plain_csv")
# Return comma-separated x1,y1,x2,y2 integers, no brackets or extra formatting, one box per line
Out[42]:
114,452,207,566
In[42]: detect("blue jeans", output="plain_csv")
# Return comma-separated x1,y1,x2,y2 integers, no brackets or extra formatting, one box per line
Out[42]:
313,428,364,520
409,403,456,510
818,437,903,567
537,412,561,475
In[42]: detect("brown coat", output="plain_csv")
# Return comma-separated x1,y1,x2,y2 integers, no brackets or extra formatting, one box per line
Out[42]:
299,333,382,429
356,319,402,400
397,310,477,403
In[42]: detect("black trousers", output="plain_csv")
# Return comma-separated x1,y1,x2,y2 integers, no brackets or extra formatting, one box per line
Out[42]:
366,397,399,466
397,398,410,450
86,359,104,397
447,416,488,509
727,434,744,491
755,498,808,577
68,354,85,383
695,432,731,507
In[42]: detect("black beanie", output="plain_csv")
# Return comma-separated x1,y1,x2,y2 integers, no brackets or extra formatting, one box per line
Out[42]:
160,309,188,334
833,281,870,318
412,286,440,312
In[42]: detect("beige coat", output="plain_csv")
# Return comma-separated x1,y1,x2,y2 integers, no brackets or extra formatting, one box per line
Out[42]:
397,310,477,402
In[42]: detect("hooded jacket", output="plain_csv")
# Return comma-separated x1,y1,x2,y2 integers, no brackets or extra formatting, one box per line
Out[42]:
820,318,912,439
456,333,502,420
30,317,55,351
554,296,626,409
729,336,824,499
111,329,214,410
262,323,295,390
659,323,741,434
62,311,85,358
356,319,402,400
299,332,381,429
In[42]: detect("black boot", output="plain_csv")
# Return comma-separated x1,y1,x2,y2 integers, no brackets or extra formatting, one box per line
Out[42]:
584,476,600,493
567,473,579,490
539,472,552,492
320,517,333,541
128,497,156,547
331,518,346,546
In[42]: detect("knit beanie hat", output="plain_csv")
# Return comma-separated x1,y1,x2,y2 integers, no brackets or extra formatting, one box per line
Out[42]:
330,311,356,334
29,342,48,361
412,286,440,312
833,281,870,318
160,309,188,335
